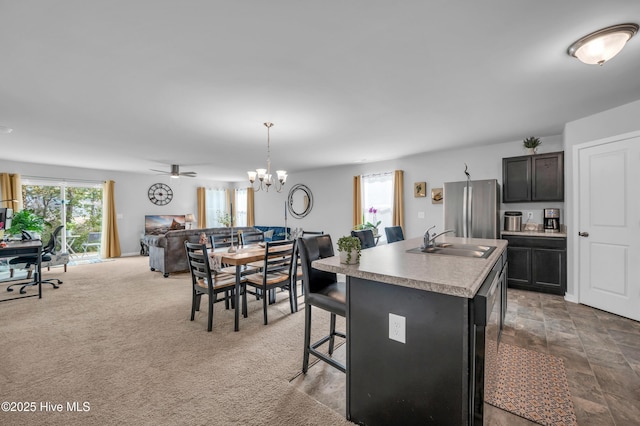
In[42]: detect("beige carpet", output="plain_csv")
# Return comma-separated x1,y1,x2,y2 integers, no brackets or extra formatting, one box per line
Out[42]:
0,256,351,426
486,343,578,426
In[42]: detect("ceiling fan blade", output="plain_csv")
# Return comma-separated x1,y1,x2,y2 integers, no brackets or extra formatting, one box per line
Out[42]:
150,169,169,174
180,171,197,177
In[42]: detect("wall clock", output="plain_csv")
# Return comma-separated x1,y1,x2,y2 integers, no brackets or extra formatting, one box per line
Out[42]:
148,183,173,205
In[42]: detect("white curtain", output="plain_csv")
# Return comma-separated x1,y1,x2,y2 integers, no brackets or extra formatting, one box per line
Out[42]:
205,188,227,227
235,188,248,227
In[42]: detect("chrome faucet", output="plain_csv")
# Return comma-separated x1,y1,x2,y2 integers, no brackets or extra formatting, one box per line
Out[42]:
422,226,436,249
422,227,456,249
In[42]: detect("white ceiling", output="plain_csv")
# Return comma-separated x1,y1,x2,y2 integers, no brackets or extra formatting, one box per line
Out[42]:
1,1,640,182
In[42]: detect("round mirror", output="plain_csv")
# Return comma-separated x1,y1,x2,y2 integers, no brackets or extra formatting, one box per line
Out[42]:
287,184,313,219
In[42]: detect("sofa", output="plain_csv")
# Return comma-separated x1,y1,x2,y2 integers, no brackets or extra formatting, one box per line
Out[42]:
144,227,256,277
254,226,290,241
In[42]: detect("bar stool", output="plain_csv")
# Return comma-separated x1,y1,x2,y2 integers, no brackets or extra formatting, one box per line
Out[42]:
297,235,346,373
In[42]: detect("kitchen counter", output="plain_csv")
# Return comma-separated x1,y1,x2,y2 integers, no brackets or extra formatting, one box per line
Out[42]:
312,235,508,425
312,236,507,298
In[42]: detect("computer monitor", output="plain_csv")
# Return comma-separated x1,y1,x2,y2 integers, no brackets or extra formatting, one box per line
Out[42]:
0,208,13,230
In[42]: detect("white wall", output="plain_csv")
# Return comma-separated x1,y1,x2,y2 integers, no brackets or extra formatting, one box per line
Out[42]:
563,98,640,301
0,159,230,256
254,136,564,243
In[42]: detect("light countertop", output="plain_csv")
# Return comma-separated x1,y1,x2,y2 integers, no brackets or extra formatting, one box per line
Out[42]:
312,236,507,299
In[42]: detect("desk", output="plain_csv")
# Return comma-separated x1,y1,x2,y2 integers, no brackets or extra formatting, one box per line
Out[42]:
0,240,43,302
214,243,292,332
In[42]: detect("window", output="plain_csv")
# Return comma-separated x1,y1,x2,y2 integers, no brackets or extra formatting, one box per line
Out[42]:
205,188,249,227
205,188,227,227
21,178,103,257
235,188,248,227
361,172,393,242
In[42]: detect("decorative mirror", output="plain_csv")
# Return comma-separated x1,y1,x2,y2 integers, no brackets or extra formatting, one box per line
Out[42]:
287,184,313,219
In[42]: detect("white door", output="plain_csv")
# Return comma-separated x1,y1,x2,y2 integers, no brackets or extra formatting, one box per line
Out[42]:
578,137,640,321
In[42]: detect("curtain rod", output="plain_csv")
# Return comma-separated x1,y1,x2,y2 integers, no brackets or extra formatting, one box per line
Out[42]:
362,171,393,178
22,175,105,185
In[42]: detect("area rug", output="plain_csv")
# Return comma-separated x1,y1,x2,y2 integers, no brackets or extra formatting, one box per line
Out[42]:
486,342,578,426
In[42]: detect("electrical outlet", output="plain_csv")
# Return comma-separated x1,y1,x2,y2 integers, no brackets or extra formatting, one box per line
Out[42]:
418,211,425,219
389,313,406,344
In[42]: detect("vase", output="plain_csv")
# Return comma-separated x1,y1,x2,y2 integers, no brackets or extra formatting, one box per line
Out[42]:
339,250,359,265
372,228,378,237
526,148,537,155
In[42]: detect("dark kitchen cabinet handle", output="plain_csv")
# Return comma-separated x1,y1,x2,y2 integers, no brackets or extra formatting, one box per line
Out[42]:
578,232,589,237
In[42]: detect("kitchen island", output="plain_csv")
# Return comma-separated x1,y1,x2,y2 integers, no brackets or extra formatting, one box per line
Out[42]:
312,236,508,426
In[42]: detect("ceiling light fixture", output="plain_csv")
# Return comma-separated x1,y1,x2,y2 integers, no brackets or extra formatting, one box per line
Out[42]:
0,126,13,134
247,122,287,192
567,23,638,65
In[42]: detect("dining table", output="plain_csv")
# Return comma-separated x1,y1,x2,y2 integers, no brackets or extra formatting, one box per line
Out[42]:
211,242,293,331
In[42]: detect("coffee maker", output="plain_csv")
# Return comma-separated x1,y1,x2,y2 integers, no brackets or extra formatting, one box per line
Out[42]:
543,208,560,232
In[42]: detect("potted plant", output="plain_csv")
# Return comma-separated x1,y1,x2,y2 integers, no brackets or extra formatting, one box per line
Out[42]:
354,207,382,236
523,136,541,154
7,209,45,239
337,235,361,264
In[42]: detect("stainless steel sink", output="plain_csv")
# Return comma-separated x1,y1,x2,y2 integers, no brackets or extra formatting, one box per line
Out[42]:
407,243,496,259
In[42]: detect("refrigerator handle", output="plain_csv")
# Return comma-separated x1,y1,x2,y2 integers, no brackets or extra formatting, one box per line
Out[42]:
463,186,468,237
467,185,472,238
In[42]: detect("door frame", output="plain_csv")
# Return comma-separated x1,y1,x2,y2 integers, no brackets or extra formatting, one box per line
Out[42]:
571,129,640,304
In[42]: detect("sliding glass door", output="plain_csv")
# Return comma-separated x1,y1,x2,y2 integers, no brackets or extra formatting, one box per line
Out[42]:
21,179,103,257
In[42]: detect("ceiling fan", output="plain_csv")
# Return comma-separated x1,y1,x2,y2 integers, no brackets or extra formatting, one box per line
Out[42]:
150,164,197,178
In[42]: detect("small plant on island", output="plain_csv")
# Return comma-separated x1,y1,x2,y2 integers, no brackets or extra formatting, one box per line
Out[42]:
337,235,362,264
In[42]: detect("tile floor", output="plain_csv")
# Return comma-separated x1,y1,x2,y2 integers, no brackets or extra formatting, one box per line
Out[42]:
290,289,640,425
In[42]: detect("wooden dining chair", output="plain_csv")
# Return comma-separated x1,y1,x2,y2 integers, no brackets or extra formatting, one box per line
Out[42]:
240,230,264,246
184,241,240,331
243,239,296,325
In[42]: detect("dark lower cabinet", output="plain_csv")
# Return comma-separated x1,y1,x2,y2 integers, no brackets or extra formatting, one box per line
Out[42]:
503,235,566,295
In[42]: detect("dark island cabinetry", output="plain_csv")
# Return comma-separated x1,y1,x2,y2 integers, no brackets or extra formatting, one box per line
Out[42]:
503,235,566,295
502,151,564,202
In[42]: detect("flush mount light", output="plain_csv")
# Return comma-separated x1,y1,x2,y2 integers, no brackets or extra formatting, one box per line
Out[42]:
568,23,639,65
0,126,13,134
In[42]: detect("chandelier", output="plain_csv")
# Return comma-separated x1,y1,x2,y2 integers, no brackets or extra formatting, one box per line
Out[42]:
247,122,287,192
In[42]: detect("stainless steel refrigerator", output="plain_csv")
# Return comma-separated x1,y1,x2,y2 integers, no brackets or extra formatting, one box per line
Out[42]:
443,179,500,239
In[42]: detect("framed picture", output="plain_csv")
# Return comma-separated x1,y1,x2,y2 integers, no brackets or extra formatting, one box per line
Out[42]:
431,188,443,204
414,182,426,198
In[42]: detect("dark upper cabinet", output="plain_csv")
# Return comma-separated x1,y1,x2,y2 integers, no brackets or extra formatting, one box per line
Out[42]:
502,151,564,202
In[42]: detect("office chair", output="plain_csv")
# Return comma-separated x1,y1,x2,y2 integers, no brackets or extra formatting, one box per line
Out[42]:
7,225,65,294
